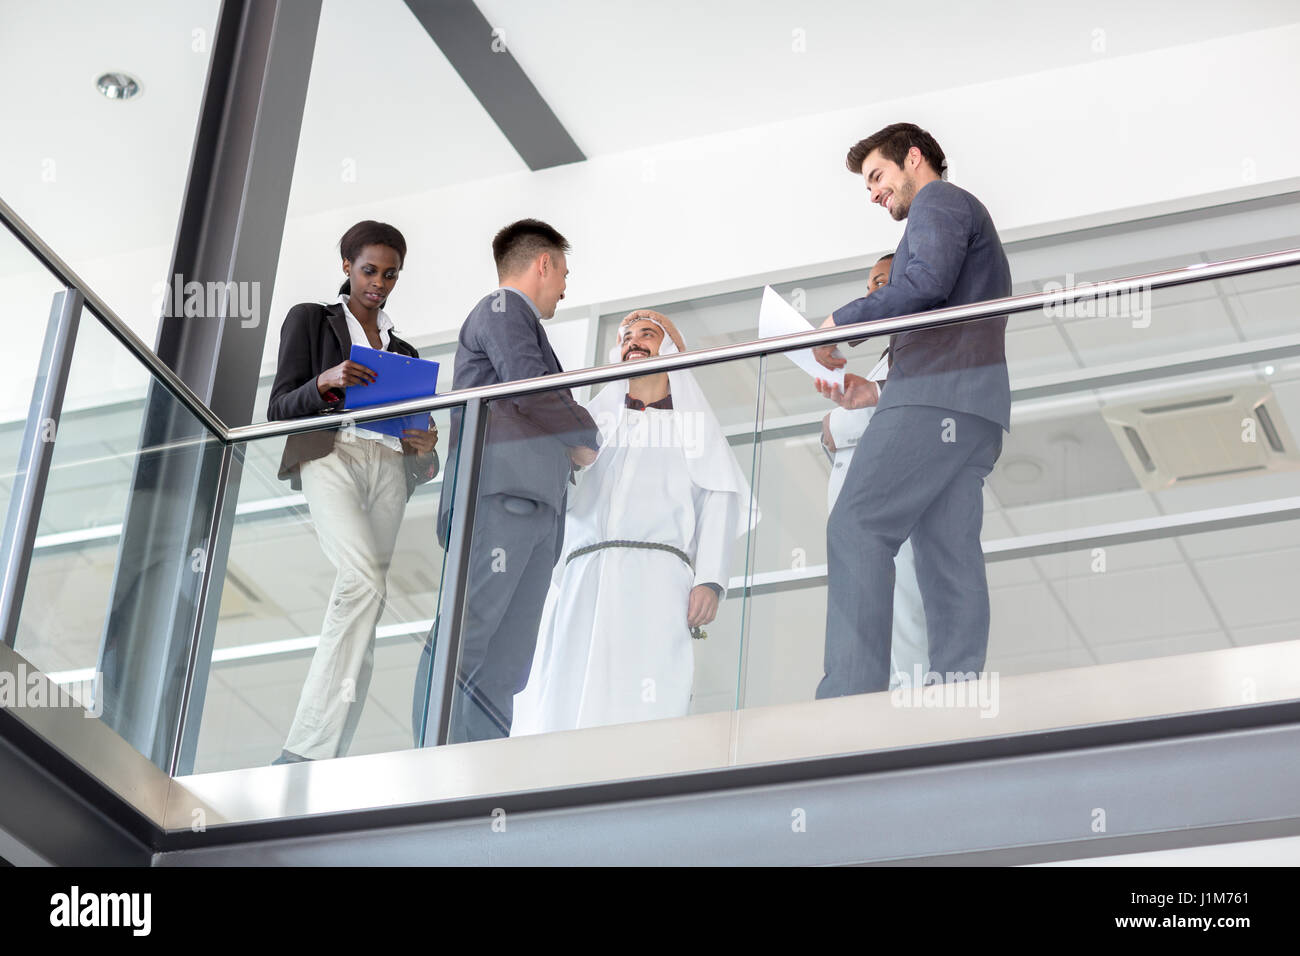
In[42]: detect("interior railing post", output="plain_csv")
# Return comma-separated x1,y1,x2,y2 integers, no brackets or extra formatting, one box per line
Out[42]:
733,353,768,711
419,398,488,747
168,442,240,776
0,287,83,649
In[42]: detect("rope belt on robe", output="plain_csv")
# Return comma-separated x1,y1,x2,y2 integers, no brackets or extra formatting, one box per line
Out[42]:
564,539,708,639
566,538,692,569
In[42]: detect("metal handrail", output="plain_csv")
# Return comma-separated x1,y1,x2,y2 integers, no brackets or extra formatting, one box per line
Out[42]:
226,245,1300,444
5,187,1299,446
0,196,226,436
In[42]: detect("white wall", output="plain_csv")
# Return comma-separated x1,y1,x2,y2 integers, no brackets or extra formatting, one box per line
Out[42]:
263,24,1300,365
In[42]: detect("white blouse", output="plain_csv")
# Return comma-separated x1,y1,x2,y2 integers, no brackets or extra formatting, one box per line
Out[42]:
338,294,404,453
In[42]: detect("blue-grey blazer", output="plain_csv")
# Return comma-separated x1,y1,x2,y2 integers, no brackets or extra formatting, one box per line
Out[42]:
437,290,599,545
833,180,1012,431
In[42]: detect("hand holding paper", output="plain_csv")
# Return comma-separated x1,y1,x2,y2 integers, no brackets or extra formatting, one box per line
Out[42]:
815,372,880,410
757,286,845,387
812,315,847,372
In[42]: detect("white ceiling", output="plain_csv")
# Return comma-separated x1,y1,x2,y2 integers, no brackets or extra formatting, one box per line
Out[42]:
0,0,220,260
282,0,525,219
477,0,1300,156
4,0,1300,272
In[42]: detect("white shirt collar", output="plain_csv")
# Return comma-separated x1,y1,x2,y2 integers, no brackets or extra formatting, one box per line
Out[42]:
338,293,394,334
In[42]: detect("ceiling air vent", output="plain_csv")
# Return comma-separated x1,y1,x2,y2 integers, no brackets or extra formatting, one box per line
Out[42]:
1103,385,1300,492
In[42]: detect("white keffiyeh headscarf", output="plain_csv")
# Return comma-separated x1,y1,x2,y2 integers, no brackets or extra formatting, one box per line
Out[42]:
583,316,759,536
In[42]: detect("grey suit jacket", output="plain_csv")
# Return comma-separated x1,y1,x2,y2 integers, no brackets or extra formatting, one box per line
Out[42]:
833,180,1012,431
437,289,599,547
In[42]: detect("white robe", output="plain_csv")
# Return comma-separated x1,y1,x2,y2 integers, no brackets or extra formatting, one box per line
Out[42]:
512,404,741,735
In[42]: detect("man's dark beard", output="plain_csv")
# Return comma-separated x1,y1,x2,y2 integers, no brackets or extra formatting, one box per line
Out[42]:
891,177,916,221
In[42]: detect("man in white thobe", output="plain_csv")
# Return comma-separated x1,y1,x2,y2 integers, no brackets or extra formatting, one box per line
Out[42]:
820,254,929,688
512,311,754,734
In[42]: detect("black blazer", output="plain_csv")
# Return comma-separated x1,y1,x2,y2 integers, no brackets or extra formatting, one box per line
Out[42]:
268,301,440,499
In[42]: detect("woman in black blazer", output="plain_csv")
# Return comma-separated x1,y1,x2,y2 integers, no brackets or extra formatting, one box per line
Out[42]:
267,220,438,764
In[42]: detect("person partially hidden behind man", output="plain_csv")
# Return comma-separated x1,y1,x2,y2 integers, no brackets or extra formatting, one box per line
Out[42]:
512,310,754,735
434,219,600,742
812,122,1011,696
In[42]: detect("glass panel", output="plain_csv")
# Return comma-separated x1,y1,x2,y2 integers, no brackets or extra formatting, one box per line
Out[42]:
997,520,1300,671
743,516,1300,711
13,313,223,724
454,349,761,741
193,404,462,772
145,247,1297,817
740,259,1300,712
1007,227,1300,387
999,261,1300,530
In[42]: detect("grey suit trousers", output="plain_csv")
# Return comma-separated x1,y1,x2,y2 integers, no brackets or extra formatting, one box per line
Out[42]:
450,493,561,742
817,405,1003,697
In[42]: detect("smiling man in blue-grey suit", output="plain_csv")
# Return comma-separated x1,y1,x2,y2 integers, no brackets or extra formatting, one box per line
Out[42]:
434,219,600,742
811,123,1011,696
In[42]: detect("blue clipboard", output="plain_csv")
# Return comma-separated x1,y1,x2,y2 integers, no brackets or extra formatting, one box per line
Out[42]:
342,344,440,440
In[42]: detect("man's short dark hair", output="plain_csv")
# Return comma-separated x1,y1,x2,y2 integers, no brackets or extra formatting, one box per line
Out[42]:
493,218,570,277
846,123,947,179
876,253,895,265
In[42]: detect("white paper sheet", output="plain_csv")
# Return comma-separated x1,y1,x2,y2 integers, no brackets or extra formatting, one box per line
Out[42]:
758,286,845,387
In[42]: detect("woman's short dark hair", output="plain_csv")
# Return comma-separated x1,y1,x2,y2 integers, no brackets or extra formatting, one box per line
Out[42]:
338,220,406,296
846,123,947,179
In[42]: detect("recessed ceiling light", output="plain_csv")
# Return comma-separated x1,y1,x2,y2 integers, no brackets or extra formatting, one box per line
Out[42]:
96,72,142,101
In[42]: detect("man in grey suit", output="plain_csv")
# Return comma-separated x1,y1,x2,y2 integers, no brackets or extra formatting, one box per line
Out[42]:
436,219,600,741
812,123,1011,696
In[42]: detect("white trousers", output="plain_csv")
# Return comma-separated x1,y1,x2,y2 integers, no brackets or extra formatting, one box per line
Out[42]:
284,437,407,760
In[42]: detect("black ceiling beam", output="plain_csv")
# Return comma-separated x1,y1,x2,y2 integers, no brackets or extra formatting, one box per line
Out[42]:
404,0,585,170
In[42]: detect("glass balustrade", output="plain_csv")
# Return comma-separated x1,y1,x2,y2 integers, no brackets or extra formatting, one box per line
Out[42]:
740,260,1300,718
12,316,158,680
442,355,763,745
5,309,223,739
4,219,1299,821
192,404,462,772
